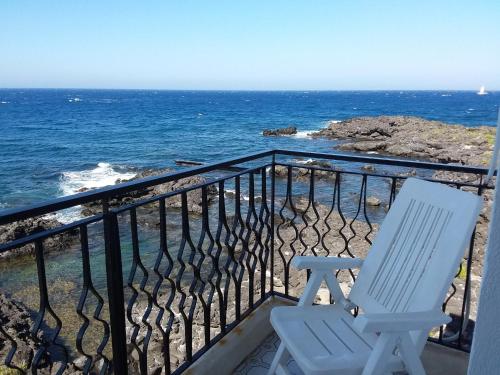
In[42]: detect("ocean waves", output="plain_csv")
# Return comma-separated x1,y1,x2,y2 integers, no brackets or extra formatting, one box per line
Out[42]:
290,120,337,139
56,163,137,223
59,162,137,196
1,89,498,218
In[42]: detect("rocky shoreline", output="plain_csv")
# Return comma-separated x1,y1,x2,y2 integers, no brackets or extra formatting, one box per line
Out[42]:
0,216,79,260
0,168,218,260
309,115,495,266
309,116,495,340
0,292,82,374
0,115,495,372
79,168,218,217
312,115,495,166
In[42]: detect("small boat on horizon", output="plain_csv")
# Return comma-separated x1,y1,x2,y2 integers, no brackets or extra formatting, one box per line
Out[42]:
477,85,488,95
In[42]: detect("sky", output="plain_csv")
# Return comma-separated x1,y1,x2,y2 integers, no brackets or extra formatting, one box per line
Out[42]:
1,0,499,90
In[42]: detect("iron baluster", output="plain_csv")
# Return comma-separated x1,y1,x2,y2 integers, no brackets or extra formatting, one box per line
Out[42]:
103,202,128,374
76,224,110,374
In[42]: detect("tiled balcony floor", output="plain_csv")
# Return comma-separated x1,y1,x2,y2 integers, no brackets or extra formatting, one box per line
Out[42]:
187,298,469,375
232,333,301,375
233,333,469,375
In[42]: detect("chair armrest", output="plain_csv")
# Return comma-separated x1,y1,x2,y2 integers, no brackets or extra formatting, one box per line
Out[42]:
353,310,451,333
291,256,364,271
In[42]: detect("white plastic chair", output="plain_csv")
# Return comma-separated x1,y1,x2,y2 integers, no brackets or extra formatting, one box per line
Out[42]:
268,177,483,375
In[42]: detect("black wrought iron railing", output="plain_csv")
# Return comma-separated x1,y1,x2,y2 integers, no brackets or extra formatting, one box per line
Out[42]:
0,150,492,374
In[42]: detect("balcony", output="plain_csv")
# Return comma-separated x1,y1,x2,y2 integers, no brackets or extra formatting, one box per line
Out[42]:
0,150,491,374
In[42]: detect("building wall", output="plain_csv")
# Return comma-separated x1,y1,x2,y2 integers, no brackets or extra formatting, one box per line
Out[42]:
468,177,500,374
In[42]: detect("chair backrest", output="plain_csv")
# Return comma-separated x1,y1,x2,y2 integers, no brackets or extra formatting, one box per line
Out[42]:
349,178,482,351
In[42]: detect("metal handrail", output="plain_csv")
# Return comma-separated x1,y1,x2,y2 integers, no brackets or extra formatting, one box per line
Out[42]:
0,149,490,225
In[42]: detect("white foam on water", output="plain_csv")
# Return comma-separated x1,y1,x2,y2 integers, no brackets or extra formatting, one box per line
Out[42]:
292,120,339,138
92,98,118,104
295,158,314,164
263,121,335,139
0,101,9,104
68,97,82,103
56,163,137,223
293,130,315,138
224,189,264,203
224,189,250,201
60,162,136,196
441,94,452,97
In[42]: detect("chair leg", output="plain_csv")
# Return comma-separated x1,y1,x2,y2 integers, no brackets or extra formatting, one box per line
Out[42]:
362,333,398,375
398,333,426,375
268,343,290,375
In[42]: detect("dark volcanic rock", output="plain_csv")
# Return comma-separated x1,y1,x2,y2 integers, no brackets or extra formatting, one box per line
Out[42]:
366,196,381,206
262,126,297,136
274,160,338,180
361,164,376,172
338,140,386,152
0,217,78,259
81,168,217,217
0,292,38,367
0,293,85,374
312,115,495,166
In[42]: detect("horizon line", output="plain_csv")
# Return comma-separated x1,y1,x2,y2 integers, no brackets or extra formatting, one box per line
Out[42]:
1,87,498,92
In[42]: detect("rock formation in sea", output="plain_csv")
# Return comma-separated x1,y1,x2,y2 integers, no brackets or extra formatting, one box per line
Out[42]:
0,216,79,260
311,115,495,166
0,168,219,259
80,168,218,218
274,159,339,180
262,126,297,136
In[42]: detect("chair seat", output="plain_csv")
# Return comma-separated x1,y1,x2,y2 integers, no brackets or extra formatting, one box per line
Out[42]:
271,304,404,375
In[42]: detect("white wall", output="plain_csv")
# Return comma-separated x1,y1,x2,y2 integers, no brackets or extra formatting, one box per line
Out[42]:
468,178,500,374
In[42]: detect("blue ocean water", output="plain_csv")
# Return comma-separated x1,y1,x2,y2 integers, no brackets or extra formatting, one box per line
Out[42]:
0,89,498,212
0,89,499,333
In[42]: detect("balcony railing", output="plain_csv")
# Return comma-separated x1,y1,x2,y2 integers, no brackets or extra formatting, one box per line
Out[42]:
0,150,492,374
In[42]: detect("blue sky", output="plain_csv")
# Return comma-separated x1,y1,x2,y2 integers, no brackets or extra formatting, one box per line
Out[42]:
1,0,499,90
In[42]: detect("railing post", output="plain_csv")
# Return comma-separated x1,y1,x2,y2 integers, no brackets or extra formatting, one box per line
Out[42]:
103,201,128,374
270,153,276,294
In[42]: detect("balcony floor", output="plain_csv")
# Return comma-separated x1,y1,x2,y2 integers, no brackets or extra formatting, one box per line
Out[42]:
233,332,469,375
186,297,469,375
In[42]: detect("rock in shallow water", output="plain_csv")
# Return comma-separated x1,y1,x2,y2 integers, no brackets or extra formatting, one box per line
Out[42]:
0,216,78,259
366,196,381,206
273,160,338,181
80,167,218,217
361,164,375,172
262,126,297,136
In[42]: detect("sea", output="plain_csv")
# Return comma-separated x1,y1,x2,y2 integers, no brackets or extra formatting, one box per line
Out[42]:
0,89,498,339
1,89,499,216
